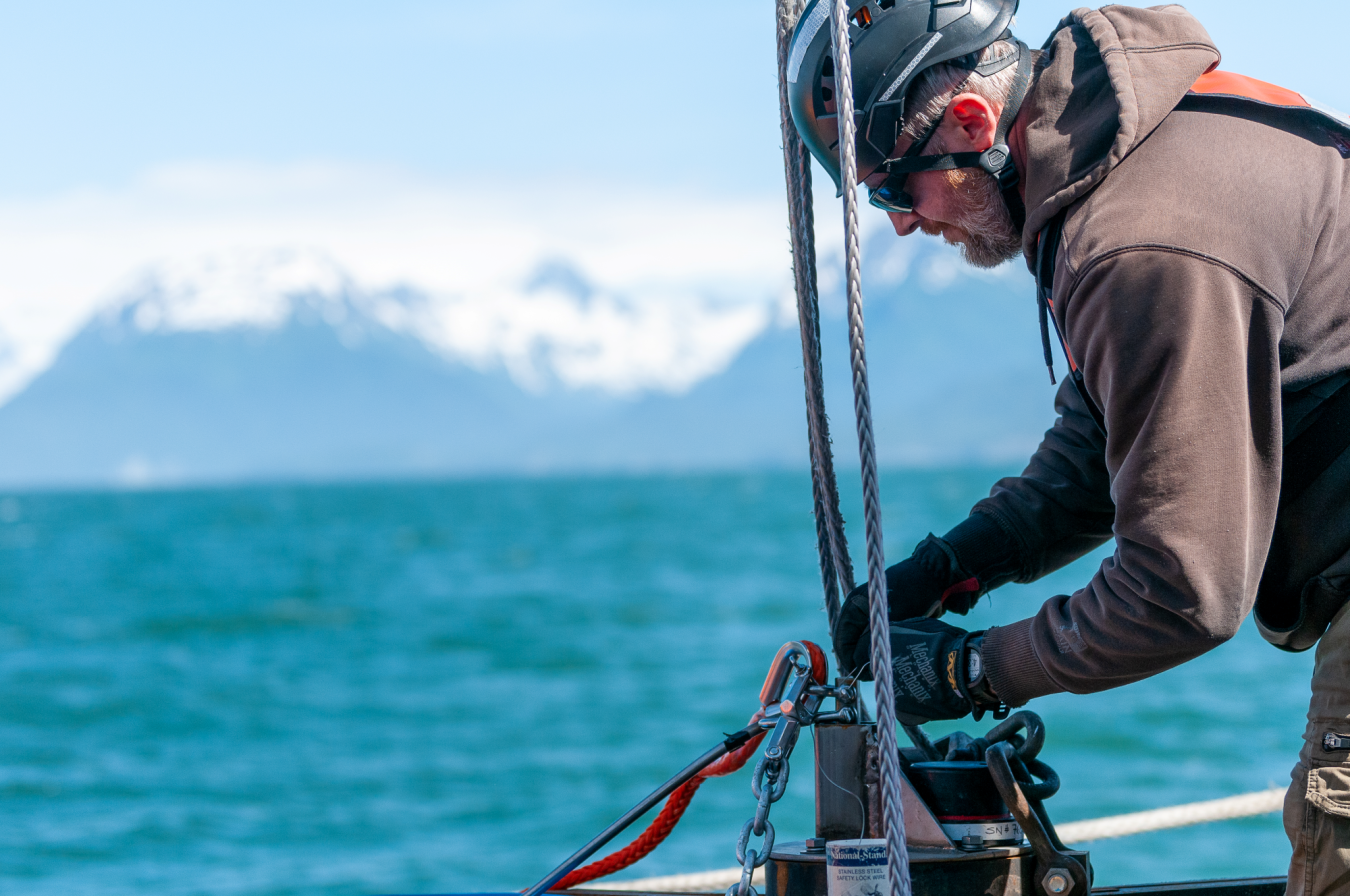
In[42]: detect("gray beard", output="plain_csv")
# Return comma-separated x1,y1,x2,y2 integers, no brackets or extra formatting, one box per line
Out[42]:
934,137,1024,269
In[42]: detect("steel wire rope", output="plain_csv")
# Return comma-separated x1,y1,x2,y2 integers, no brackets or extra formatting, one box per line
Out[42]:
775,0,854,643
825,2,911,893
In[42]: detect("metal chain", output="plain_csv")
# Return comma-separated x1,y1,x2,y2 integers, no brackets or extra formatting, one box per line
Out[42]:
827,3,912,895
726,755,790,896
775,0,854,643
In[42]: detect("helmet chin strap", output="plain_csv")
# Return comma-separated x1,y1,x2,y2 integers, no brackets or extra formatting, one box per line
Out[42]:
879,39,1033,231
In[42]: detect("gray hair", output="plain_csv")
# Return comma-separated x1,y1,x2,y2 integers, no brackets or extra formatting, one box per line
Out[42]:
901,40,1023,141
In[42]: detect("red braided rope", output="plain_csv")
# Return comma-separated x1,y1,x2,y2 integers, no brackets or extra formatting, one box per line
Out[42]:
552,726,765,889
553,641,830,890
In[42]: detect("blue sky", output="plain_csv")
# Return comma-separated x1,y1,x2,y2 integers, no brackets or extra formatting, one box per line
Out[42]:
0,2,1342,405
0,1,1344,199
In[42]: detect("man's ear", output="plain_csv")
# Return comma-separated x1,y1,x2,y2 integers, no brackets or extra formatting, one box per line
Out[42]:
943,93,1001,152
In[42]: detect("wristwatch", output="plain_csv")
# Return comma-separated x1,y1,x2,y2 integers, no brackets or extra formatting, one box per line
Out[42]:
964,634,1009,720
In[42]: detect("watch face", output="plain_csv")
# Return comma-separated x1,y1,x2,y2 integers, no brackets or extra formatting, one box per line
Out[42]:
967,650,984,683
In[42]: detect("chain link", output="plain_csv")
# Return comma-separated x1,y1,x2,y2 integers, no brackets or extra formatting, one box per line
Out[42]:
726,848,760,896
730,753,791,896
750,756,790,803
752,785,774,836
736,818,776,867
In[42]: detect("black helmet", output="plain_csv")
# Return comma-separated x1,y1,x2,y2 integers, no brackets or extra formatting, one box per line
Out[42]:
786,0,1030,225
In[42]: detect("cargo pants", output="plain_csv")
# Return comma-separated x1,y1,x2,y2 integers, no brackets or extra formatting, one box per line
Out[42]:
1285,601,1350,895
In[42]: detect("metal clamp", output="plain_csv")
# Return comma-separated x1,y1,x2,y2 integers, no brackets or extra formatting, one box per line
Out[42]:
759,642,813,707
986,741,1089,896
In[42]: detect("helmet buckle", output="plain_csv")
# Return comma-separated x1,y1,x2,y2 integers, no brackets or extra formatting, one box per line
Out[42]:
979,143,1018,189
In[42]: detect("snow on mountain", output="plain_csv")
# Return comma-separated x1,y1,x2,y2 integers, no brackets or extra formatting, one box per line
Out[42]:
411,260,776,396
96,246,778,399
0,160,1065,486
0,165,795,408
0,226,1060,487
115,249,355,335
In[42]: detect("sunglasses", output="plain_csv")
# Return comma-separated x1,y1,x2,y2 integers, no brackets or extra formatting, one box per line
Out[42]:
866,48,1026,215
866,114,944,215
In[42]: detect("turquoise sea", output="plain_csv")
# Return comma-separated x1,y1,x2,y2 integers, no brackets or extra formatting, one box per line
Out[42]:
0,470,1312,894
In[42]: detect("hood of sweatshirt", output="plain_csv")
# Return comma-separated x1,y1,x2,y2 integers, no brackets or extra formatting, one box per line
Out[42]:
1020,4,1221,260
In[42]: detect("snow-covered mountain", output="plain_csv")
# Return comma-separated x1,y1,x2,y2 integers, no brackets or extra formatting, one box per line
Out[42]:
0,238,1060,487
92,247,778,396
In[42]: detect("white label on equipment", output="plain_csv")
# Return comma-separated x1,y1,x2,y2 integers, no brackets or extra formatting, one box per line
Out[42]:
787,3,831,84
939,820,1024,844
826,840,889,896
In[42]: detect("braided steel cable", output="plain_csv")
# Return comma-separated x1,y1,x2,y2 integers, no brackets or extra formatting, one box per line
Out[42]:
827,3,911,894
774,0,854,643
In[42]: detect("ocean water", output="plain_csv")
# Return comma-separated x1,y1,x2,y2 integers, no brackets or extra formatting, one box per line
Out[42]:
0,470,1312,895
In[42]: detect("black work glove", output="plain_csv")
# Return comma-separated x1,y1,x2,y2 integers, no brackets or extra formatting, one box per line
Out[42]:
833,534,981,679
886,617,983,726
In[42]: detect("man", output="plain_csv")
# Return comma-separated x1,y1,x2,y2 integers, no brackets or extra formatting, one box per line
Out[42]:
786,2,1350,893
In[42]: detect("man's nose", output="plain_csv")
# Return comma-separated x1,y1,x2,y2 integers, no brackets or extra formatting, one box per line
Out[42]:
886,210,922,237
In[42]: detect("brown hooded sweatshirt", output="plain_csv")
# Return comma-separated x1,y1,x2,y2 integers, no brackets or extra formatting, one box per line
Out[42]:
935,6,1350,707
